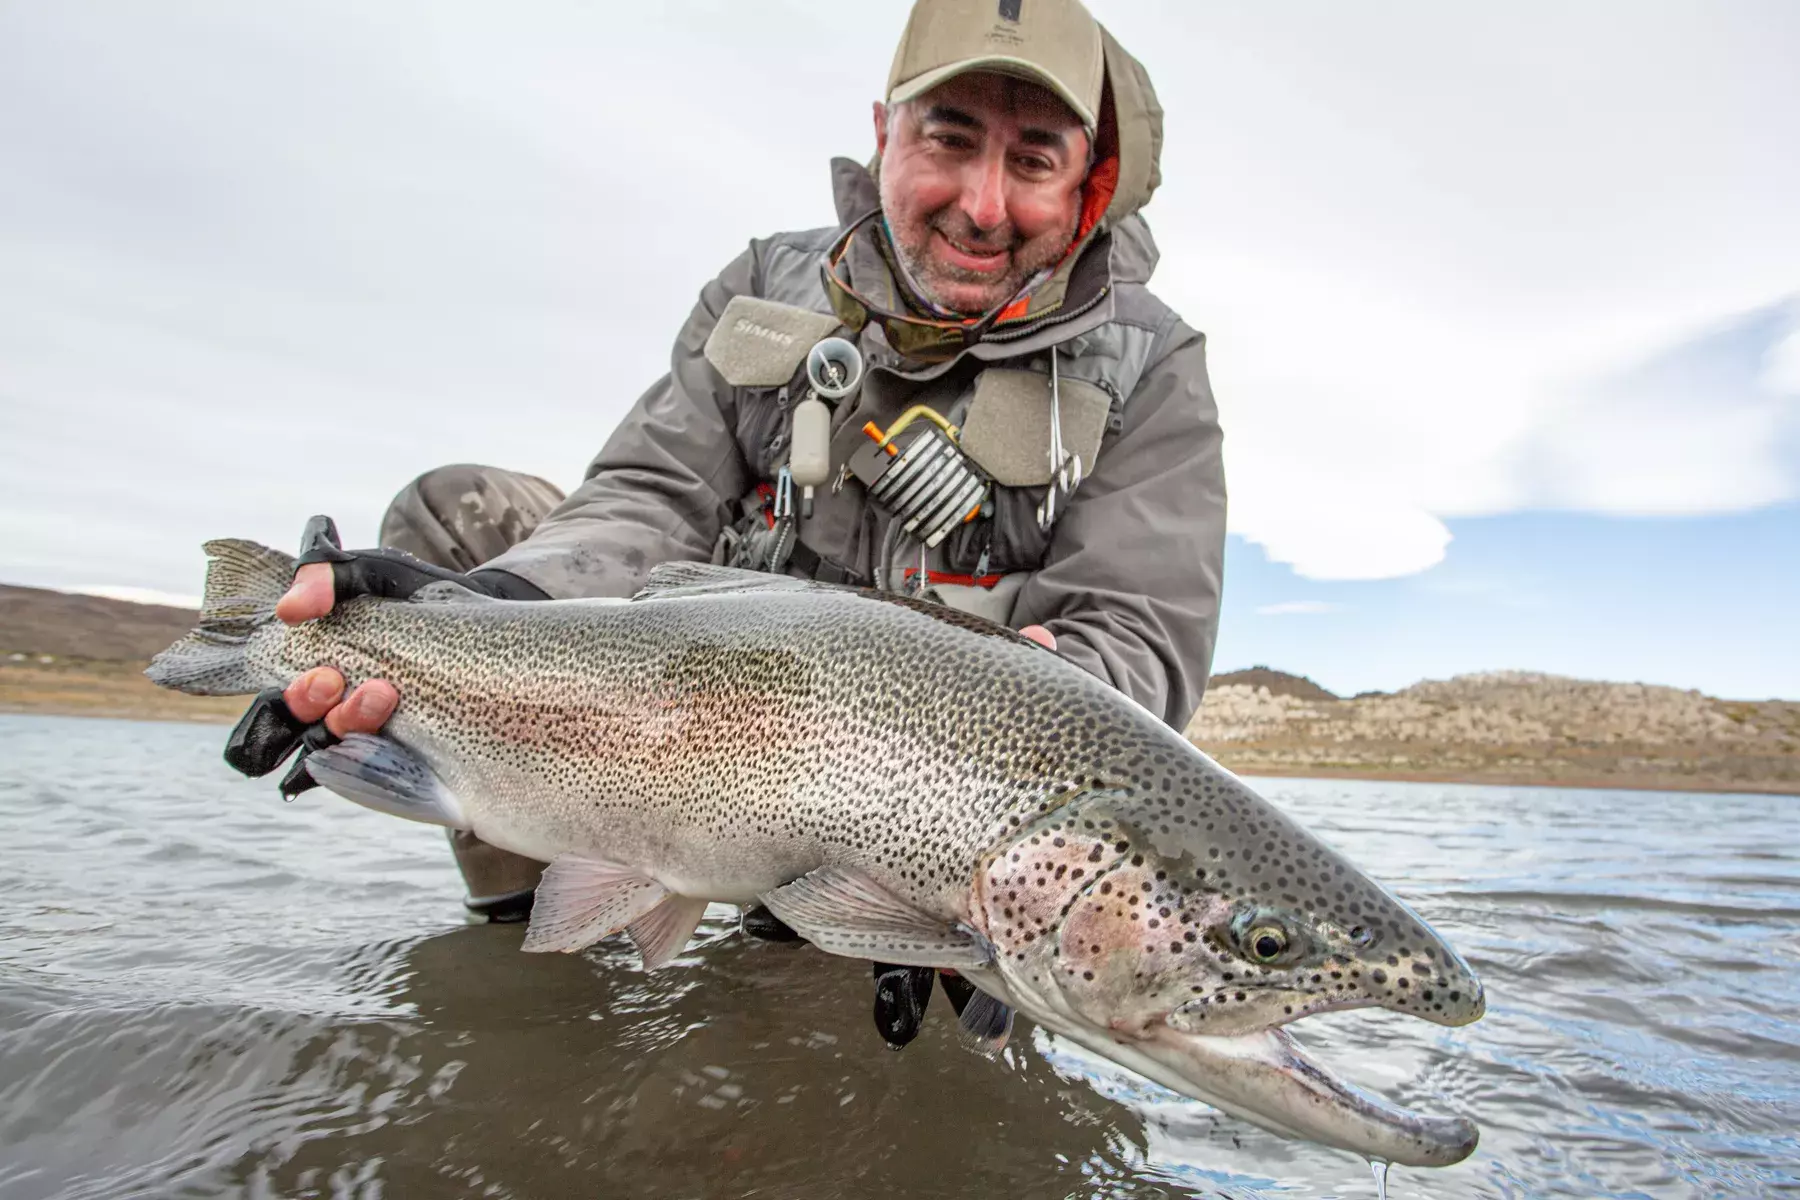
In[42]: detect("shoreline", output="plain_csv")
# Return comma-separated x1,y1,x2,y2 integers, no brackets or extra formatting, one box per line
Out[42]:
1223,762,1798,798
5,663,1792,799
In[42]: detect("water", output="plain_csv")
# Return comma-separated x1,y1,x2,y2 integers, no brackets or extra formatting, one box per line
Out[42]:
1,713,1796,1199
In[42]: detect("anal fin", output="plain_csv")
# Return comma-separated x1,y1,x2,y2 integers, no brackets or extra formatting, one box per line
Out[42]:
522,855,668,954
305,734,466,828
627,895,711,969
759,866,993,969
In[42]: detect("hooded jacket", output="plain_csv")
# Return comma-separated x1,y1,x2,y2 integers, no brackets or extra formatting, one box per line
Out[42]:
485,30,1225,730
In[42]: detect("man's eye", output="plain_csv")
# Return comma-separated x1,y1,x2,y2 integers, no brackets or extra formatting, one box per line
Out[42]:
930,133,973,151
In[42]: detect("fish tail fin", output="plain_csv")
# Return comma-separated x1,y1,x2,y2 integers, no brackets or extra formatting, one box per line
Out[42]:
145,538,296,695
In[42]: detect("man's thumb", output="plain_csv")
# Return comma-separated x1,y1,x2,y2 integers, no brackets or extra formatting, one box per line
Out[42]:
275,562,336,625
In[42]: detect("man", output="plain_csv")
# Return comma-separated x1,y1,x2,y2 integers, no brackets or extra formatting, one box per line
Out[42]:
229,0,1226,1049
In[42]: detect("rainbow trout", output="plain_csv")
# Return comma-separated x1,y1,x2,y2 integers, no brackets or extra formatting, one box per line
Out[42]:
149,537,1486,1168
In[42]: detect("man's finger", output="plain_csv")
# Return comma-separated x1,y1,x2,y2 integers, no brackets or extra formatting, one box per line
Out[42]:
1020,624,1057,651
275,562,336,625
325,679,399,737
283,667,345,724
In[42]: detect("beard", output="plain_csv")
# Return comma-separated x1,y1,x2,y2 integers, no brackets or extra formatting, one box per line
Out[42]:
881,194,1078,316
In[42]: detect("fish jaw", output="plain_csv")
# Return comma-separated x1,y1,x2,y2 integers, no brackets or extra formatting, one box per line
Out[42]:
978,940,1480,1169
971,771,1486,1166
1044,1010,1479,1168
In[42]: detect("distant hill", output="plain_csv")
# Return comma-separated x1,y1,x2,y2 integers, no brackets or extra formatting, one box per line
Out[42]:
1191,669,1800,795
1,583,199,660
0,583,241,722
4,584,1797,795
1209,666,1338,703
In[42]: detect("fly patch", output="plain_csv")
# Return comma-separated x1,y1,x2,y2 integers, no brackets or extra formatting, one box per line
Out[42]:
959,369,1110,487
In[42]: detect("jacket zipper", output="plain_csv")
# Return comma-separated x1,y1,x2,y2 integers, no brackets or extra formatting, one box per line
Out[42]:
982,285,1111,345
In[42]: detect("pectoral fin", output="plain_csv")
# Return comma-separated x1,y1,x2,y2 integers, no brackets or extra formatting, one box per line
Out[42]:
304,734,466,829
522,855,668,954
627,895,712,969
955,989,1015,1057
759,866,994,969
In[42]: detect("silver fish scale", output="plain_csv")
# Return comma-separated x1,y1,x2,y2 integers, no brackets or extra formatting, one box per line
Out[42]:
250,581,1464,1020
260,587,1135,912
153,548,1486,1165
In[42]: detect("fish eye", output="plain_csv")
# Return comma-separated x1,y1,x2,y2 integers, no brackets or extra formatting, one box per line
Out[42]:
1248,925,1288,962
1228,907,1306,967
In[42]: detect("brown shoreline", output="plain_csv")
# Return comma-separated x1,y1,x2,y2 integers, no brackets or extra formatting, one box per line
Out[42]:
1222,762,1798,798
6,658,1794,799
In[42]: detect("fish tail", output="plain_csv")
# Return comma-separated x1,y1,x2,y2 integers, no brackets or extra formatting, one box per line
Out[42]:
144,538,296,695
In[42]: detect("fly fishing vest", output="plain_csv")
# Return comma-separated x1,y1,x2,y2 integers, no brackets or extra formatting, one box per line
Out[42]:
702,236,1161,627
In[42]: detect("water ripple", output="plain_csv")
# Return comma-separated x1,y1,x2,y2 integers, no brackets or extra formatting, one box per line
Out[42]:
2,716,1797,1199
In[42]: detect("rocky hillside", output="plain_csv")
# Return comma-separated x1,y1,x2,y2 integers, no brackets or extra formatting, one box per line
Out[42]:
1189,668,1800,794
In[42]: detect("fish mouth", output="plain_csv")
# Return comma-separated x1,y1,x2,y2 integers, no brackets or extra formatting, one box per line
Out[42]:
1056,1020,1478,1168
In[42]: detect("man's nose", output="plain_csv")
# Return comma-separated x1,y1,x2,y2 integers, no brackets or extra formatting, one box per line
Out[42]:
960,151,1009,235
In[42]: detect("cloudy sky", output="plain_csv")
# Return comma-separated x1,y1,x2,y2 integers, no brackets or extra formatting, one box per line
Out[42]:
2,1,1796,698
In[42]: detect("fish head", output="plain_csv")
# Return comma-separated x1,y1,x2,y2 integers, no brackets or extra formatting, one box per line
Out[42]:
972,750,1485,1166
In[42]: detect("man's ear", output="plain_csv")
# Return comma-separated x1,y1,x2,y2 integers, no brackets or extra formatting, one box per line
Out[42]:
872,100,890,157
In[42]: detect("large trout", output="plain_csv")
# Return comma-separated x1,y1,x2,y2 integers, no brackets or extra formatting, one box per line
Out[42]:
149,537,1486,1168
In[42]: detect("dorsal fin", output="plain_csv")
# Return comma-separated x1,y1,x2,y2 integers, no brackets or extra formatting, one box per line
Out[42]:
632,562,813,602
407,579,501,605
844,587,1041,647
632,562,1043,649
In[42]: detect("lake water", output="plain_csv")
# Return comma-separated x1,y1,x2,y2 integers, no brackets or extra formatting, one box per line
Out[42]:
1,713,1796,1199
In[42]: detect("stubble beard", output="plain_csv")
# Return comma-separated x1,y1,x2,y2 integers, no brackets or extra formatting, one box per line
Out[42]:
882,190,1076,316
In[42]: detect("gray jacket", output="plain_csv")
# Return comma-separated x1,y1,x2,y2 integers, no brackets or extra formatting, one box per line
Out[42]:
487,31,1226,730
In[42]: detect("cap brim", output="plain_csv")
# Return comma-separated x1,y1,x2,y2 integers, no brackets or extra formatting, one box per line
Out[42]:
890,57,1097,131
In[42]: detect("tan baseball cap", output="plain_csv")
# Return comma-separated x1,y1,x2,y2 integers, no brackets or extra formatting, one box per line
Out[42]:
886,0,1105,131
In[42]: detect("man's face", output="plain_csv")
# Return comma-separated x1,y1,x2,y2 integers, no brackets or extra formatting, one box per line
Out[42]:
875,72,1092,315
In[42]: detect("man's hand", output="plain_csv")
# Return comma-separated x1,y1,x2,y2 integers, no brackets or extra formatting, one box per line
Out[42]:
222,515,546,791
1020,624,1057,651
276,562,398,738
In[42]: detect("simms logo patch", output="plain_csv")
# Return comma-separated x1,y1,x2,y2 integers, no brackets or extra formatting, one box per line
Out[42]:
734,318,797,347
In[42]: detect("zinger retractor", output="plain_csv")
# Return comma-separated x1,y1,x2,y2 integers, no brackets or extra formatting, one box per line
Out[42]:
790,337,864,518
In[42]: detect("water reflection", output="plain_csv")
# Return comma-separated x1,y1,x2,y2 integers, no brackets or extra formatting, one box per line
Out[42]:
1,716,1797,1199
232,921,1171,1198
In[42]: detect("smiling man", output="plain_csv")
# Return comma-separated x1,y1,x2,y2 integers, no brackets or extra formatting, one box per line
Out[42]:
879,72,1094,315
228,0,1227,1050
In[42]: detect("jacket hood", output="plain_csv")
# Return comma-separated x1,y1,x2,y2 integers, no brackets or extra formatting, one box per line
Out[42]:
1093,25,1163,231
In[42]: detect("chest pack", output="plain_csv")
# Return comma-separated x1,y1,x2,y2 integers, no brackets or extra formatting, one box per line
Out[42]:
702,296,1134,595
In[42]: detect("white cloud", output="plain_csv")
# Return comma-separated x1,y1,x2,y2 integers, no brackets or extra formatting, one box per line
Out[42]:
1508,299,1800,516
1128,2,1800,579
1254,601,1342,616
1764,323,1800,395
0,1,1796,593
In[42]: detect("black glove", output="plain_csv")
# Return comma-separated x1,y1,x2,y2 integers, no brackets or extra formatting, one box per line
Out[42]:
873,962,978,1049
741,902,960,1050
223,514,547,793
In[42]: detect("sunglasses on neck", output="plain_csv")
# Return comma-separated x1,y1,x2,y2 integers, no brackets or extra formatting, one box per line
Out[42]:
819,209,1021,364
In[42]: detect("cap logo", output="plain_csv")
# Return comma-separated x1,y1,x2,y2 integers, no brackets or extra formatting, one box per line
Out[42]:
997,0,1022,20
